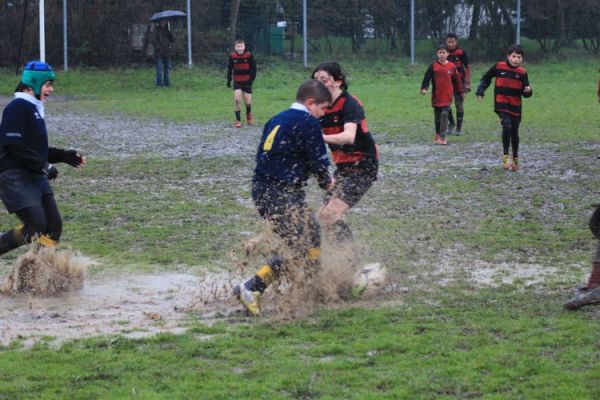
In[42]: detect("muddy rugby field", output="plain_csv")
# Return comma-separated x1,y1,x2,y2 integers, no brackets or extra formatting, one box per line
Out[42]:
0,95,598,346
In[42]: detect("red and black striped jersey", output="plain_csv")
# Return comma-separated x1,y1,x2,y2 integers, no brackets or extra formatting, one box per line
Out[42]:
476,60,532,117
319,91,378,167
227,51,256,84
421,61,464,107
447,47,470,81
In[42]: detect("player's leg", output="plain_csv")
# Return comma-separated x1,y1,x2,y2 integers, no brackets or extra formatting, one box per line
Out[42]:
433,107,442,144
41,193,62,243
455,94,464,134
510,117,521,171
439,106,450,144
233,88,242,128
243,89,253,125
500,113,512,170
0,206,47,255
447,103,456,134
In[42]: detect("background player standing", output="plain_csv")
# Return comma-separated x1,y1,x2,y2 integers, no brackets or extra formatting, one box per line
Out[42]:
476,44,533,171
226,39,257,128
421,44,465,145
445,33,471,135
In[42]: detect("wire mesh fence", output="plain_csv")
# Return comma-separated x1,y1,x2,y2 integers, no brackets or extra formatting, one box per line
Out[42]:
0,0,598,70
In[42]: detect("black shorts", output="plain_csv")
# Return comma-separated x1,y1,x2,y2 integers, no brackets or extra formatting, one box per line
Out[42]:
233,82,253,94
325,163,378,208
0,169,53,213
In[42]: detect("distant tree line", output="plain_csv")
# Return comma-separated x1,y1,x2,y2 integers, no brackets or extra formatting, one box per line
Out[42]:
0,0,597,68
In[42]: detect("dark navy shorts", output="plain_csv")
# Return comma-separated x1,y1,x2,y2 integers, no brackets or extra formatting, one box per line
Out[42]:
0,169,52,213
233,82,253,94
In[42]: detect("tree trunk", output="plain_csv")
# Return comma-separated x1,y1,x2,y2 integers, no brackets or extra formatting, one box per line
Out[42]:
229,0,241,47
469,0,481,40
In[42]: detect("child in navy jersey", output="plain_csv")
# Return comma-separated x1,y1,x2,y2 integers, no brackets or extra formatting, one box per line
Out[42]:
0,61,85,255
234,79,332,315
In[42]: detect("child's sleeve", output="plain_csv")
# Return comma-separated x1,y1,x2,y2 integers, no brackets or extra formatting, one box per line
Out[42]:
522,72,533,98
226,55,233,84
476,64,496,96
249,54,257,82
421,64,433,90
463,52,471,86
452,67,464,94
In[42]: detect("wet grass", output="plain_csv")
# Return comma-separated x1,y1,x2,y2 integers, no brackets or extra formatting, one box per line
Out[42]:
0,59,599,397
0,289,599,399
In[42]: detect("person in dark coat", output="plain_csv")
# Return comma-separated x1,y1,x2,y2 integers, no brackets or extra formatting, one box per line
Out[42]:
151,19,175,87
0,61,85,255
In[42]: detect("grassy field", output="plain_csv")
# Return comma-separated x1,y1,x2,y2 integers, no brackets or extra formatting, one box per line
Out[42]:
0,57,599,399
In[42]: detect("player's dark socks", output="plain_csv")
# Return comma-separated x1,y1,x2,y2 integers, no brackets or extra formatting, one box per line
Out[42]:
235,111,241,121
456,111,464,131
448,111,455,127
246,105,252,114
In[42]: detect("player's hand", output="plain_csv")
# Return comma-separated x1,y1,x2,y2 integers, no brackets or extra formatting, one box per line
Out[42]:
420,89,427,95
476,95,484,101
523,86,532,94
464,83,471,93
63,150,86,167
226,81,231,88
43,163,59,180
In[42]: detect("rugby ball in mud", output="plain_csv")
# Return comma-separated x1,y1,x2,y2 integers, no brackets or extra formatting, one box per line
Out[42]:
352,263,387,299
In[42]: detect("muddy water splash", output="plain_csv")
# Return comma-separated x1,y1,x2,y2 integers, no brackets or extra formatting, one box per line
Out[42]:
1,246,94,296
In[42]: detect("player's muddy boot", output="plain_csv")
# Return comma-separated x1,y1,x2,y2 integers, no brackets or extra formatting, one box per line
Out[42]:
564,286,600,310
246,112,254,125
233,281,262,315
434,134,442,144
511,157,519,172
440,135,448,145
502,155,511,170
234,120,242,128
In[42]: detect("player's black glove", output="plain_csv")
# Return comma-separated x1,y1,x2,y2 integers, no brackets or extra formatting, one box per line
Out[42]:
63,150,85,167
226,81,231,88
42,163,58,180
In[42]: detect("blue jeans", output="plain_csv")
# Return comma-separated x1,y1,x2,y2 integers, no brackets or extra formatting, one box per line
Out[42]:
155,57,170,86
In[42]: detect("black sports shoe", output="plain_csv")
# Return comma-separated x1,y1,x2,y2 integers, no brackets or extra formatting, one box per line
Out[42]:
564,286,600,310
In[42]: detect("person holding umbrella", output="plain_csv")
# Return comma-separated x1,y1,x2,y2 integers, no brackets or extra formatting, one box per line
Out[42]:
151,17,175,87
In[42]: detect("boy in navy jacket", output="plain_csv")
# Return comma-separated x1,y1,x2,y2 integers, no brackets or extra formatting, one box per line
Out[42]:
0,61,85,255
234,79,333,315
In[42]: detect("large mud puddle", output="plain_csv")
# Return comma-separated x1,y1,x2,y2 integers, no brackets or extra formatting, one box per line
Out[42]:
0,273,200,347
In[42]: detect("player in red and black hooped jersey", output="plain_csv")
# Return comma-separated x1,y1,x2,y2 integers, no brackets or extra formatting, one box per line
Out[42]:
477,44,533,171
226,39,257,128
312,62,378,243
445,33,471,135
421,44,464,145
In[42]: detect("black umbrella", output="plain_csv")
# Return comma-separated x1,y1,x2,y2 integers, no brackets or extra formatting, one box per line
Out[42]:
150,10,186,22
